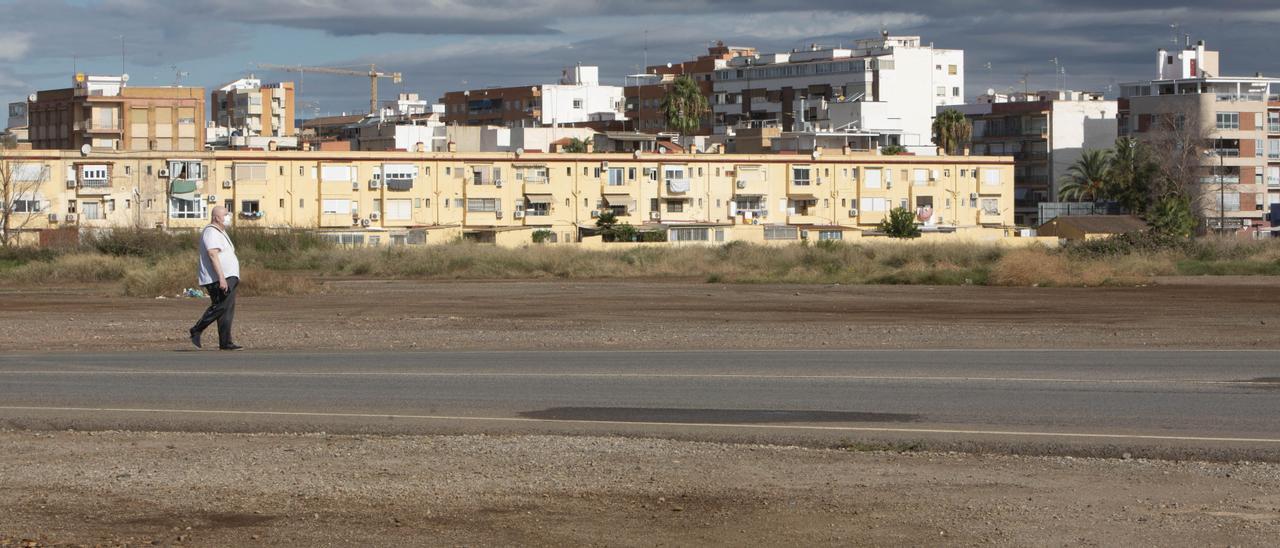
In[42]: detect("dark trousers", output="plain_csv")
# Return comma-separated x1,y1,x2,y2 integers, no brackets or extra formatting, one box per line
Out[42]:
192,276,238,347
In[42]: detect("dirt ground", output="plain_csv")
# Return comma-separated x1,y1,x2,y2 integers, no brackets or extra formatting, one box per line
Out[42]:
4,278,1280,546
2,277,1280,352
2,430,1279,547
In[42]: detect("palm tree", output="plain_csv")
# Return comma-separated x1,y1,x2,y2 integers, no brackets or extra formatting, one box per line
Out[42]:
660,75,709,140
1106,137,1155,213
1057,149,1113,202
931,109,972,155
563,137,589,153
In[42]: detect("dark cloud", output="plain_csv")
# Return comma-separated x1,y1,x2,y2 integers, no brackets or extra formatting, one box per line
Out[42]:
3,1,1279,115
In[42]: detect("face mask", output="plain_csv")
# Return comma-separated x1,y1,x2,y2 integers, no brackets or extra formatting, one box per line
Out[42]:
222,215,232,226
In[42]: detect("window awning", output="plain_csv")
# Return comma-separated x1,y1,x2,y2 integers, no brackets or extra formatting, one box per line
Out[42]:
386,180,413,191
524,194,554,203
170,180,198,195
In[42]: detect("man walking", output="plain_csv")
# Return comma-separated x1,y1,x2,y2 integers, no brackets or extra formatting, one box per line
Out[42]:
189,206,243,350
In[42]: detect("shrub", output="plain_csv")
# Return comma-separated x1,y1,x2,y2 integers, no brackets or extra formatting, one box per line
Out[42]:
878,207,921,238
532,229,555,244
83,228,194,258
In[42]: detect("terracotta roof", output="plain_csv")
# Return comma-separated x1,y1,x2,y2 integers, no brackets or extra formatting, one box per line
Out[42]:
1040,215,1149,233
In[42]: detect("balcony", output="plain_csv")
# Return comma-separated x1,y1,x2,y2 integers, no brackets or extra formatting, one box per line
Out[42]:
74,120,121,133
662,178,691,197
1014,151,1048,161
1269,177,1280,187
1269,124,1280,133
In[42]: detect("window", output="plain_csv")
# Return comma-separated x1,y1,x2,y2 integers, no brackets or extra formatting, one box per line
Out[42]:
322,199,351,214
170,197,207,220
525,201,550,216
628,167,636,180
234,163,267,181
386,199,412,220
572,99,583,109
913,169,929,186
467,198,500,212
11,195,42,213
936,86,946,97
792,166,811,186
981,168,1001,186
240,200,261,215
12,163,48,182
666,200,684,213
81,201,102,220
650,198,660,212
948,64,957,75
169,160,203,180
663,166,686,180
859,197,888,212
1217,112,1240,130
981,198,1000,215
818,230,843,241
952,87,960,97
763,225,798,240
669,227,709,241
1222,192,1241,212
521,166,549,183
863,168,882,189
607,167,624,186
80,165,110,187
382,163,418,190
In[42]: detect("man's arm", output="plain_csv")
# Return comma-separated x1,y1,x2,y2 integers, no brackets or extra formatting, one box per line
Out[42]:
207,247,227,291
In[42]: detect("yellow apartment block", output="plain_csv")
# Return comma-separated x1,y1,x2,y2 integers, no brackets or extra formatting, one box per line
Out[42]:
1,149,1014,246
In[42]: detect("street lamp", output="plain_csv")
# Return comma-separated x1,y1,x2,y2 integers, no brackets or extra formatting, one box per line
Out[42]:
1204,147,1225,234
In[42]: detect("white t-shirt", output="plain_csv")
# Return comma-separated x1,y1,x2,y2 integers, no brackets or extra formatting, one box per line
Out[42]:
197,225,240,285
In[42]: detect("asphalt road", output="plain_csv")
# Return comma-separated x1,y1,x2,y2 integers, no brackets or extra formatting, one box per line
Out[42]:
2,350,1279,458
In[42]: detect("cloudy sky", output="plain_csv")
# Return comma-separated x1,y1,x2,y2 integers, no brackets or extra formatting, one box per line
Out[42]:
2,1,1279,118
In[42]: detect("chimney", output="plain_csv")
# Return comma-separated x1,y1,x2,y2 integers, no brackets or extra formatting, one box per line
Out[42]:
1157,48,1167,79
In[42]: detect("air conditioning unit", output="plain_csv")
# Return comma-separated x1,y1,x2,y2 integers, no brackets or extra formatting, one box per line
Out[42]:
649,211,660,220
64,213,78,223
158,168,170,178
47,213,59,223
222,180,233,189
208,195,218,203
495,180,503,188
848,208,859,217
736,180,747,189
590,210,600,218
759,209,768,218
352,181,360,191
969,192,979,200
66,179,77,189
800,230,810,239
370,212,380,221
360,218,371,227
495,211,503,219
513,210,525,219
370,180,381,190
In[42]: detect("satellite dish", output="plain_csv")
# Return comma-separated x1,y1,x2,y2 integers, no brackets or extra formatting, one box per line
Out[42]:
121,74,130,82
811,149,821,160
515,147,524,156
667,63,673,68
986,88,995,96
633,150,642,159
80,144,92,156
27,93,36,102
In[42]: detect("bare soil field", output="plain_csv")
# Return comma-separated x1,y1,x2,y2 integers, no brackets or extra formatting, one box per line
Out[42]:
4,278,1280,546
1,277,1279,352
2,430,1280,547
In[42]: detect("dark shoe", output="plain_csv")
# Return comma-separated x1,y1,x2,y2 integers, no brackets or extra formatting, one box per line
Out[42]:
219,344,244,351
189,330,202,349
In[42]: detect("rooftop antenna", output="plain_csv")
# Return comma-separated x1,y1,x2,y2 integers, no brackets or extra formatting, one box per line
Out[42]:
1050,57,1061,90
119,35,125,78
643,29,648,72
170,65,189,86
1170,23,1180,46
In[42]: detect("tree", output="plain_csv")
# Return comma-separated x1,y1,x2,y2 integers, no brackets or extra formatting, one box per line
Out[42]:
1106,137,1156,214
880,144,907,156
660,75,709,138
0,144,45,247
878,207,921,238
1057,149,1113,202
931,109,972,155
563,137,589,153
1141,101,1212,228
1147,194,1196,238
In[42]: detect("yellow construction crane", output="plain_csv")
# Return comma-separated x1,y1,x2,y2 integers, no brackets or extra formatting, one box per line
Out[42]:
254,63,403,115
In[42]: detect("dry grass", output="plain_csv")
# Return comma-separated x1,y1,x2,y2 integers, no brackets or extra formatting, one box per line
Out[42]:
0,254,141,285
120,256,318,298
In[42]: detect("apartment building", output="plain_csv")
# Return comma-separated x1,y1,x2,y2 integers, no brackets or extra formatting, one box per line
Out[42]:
711,32,964,155
1,148,1013,246
625,42,757,135
210,78,296,149
1120,39,1279,235
27,74,205,152
952,90,1118,226
440,66,626,128
6,100,29,144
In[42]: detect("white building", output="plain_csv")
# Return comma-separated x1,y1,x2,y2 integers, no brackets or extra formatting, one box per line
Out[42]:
952,90,1118,226
540,65,625,126
712,33,964,155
